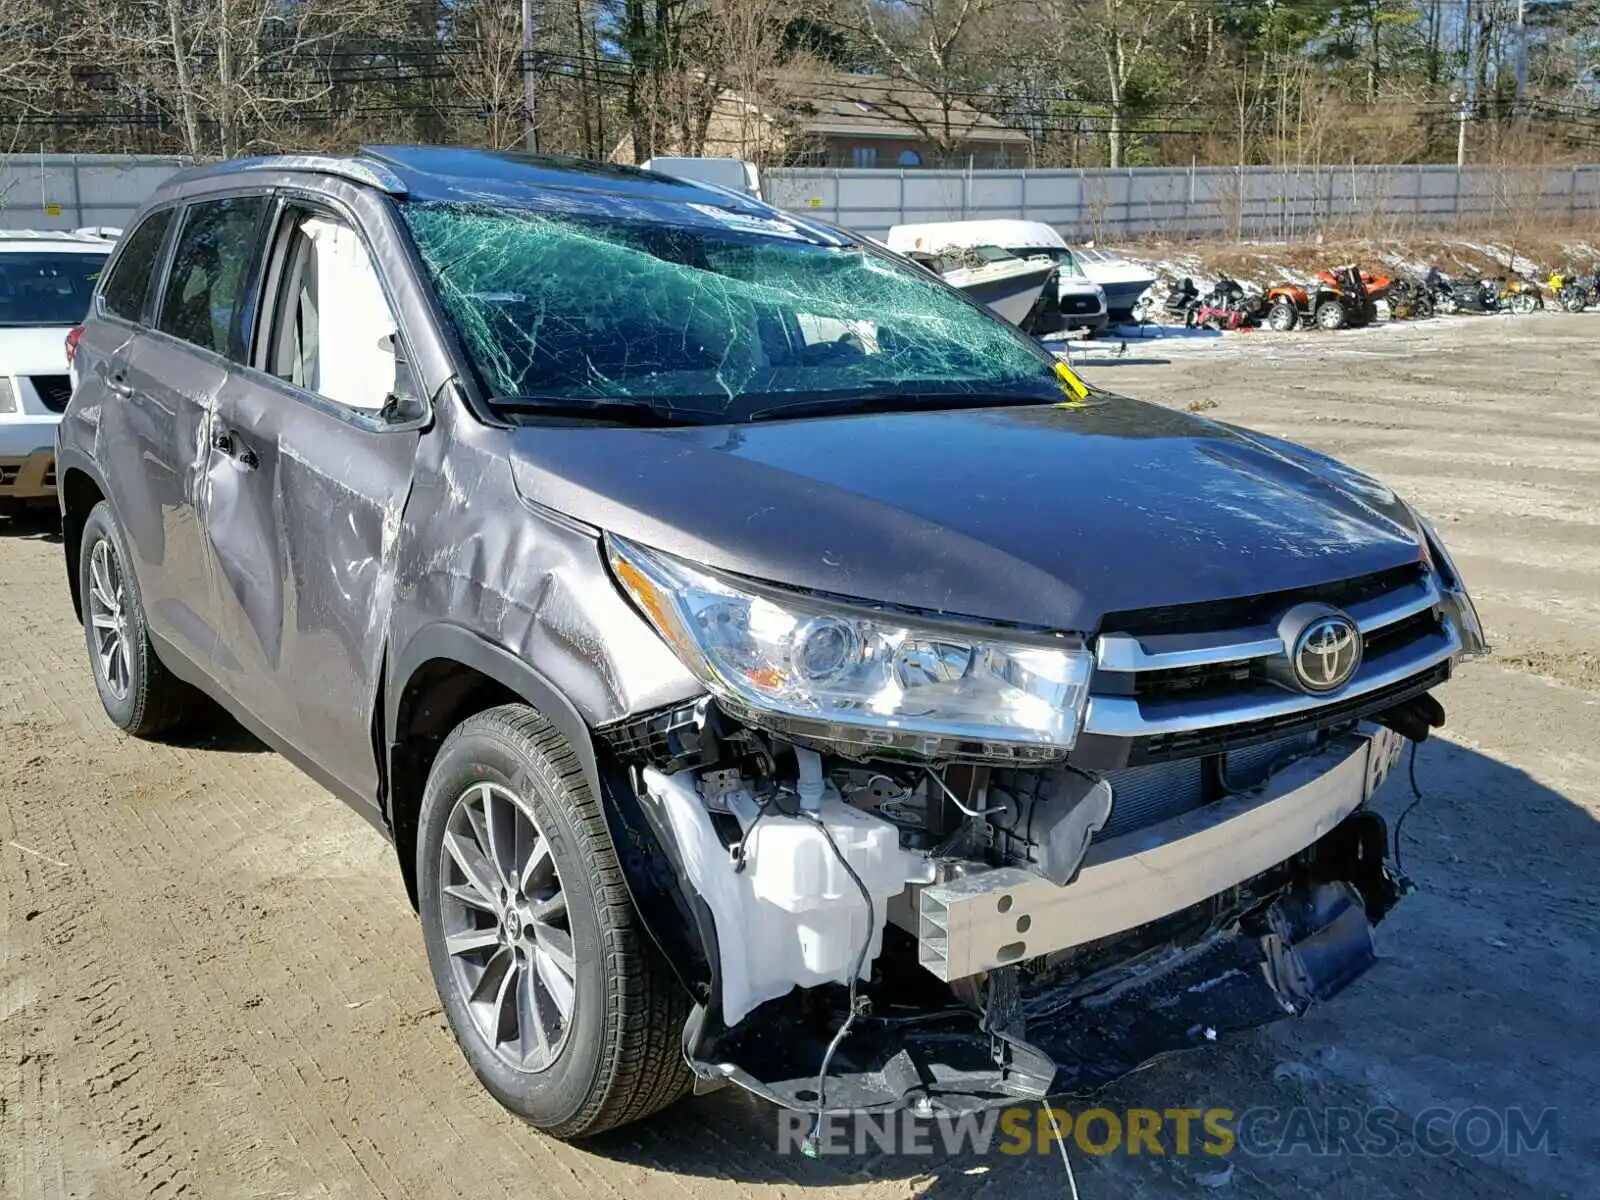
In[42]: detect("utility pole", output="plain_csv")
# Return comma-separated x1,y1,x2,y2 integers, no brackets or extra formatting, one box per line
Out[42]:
1514,0,1528,101
522,0,539,153
1456,0,1474,166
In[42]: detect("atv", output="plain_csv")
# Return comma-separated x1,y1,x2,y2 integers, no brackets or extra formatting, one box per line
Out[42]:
1264,265,1378,332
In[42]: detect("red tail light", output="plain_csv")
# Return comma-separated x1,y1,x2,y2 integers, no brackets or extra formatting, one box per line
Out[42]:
65,325,83,366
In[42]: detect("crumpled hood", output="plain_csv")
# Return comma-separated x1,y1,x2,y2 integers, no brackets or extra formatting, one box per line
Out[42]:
506,395,1425,632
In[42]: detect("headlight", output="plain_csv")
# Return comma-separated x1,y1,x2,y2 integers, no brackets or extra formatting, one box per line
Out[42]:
607,536,1093,759
1408,506,1488,658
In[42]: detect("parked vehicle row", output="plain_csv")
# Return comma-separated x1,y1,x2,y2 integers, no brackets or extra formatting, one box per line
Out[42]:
1132,259,1595,333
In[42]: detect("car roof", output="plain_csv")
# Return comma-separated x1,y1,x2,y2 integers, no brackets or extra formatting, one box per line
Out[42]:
0,230,114,252
156,145,837,238
165,145,763,210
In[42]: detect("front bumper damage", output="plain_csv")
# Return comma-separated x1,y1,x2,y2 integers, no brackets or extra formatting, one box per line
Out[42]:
623,724,1413,1115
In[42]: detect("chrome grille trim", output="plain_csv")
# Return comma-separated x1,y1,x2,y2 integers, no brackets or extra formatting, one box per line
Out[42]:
1094,574,1441,673
1083,618,1460,738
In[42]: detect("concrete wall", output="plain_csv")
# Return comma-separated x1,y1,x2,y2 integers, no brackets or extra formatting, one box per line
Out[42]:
6,151,1594,246
765,162,1600,240
0,154,192,232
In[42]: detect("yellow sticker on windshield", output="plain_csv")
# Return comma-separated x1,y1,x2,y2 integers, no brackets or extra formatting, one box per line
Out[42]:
1054,360,1091,404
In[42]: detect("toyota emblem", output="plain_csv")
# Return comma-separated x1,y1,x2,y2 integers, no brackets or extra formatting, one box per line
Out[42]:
1290,613,1362,692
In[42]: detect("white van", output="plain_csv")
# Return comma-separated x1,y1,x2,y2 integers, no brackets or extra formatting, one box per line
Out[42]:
641,157,763,201
886,219,1108,334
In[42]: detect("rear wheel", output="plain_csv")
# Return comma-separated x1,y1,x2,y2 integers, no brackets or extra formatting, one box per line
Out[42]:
1266,301,1298,332
417,704,693,1138
1561,290,1586,313
1511,293,1537,315
1315,299,1348,330
78,501,196,737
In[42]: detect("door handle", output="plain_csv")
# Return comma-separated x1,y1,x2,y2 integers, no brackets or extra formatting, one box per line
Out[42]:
211,428,259,471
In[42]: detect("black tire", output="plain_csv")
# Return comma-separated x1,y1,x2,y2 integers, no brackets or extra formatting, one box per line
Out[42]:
416,704,693,1138
78,500,196,737
1266,301,1298,332
1315,299,1348,331
1561,291,1585,313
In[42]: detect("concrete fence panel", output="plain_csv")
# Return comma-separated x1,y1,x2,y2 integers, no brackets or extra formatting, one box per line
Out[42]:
1,153,1593,246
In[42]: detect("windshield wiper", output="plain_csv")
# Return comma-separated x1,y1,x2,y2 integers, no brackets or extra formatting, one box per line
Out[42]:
743,389,1060,423
492,394,721,428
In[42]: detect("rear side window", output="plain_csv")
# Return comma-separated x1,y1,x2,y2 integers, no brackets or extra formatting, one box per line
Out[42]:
157,196,267,357
99,209,173,322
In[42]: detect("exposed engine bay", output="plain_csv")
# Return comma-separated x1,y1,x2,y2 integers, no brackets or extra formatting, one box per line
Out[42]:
602,696,1433,1118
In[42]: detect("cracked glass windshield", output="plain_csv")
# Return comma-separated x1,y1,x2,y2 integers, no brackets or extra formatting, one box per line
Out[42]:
402,201,1062,423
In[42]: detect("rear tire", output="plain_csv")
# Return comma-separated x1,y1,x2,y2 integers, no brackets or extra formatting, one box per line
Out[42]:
416,704,693,1138
1315,299,1348,331
78,501,196,738
1266,301,1298,332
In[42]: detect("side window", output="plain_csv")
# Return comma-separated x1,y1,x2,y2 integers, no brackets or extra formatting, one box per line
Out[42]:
100,209,174,322
265,212,405,413
156,196,267,357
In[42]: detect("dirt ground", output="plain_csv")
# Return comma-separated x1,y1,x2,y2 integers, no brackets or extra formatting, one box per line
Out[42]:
3,313,1597,1199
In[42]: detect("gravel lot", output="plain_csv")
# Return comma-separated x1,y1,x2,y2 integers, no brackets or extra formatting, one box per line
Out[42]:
3,313,1597,1199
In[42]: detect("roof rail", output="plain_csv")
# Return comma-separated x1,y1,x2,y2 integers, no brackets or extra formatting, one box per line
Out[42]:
208,153,408,196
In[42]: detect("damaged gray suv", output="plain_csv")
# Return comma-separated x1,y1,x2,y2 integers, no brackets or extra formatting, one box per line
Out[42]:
59,147,1486,1139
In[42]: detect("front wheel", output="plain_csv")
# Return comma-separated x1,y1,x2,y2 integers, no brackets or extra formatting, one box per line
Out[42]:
1315,299,1348,330
1266,301,1298,332
1511,293,1537,315
1561,290,1586,313
417,704,693,1138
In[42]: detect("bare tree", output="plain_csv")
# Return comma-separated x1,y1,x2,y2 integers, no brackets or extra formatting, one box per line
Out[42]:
817,0,1007,162
1067,0,1187,169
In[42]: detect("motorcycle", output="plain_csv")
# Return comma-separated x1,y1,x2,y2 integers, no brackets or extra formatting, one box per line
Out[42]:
1548,269,1598,312
1384,276,1434,320
1497,274,1543,315
1192,274,1264,330
1425,266,1497,314
1132,276,1202,326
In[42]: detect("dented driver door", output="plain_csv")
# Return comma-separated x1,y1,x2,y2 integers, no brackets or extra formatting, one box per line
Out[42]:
202,200,421,810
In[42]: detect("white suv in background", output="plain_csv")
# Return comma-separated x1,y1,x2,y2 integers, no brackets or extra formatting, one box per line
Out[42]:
0,230,113,518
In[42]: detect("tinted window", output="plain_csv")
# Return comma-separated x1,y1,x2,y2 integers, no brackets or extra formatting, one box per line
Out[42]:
157,196,267,357
0,251,108,327
100,210,172,322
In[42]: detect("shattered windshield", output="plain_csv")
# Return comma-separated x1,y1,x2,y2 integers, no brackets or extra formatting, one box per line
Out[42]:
401,200,1061,422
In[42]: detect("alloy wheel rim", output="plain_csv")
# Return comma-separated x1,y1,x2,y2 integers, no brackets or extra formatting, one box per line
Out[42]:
438,781,577,1072
87,538,132,702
